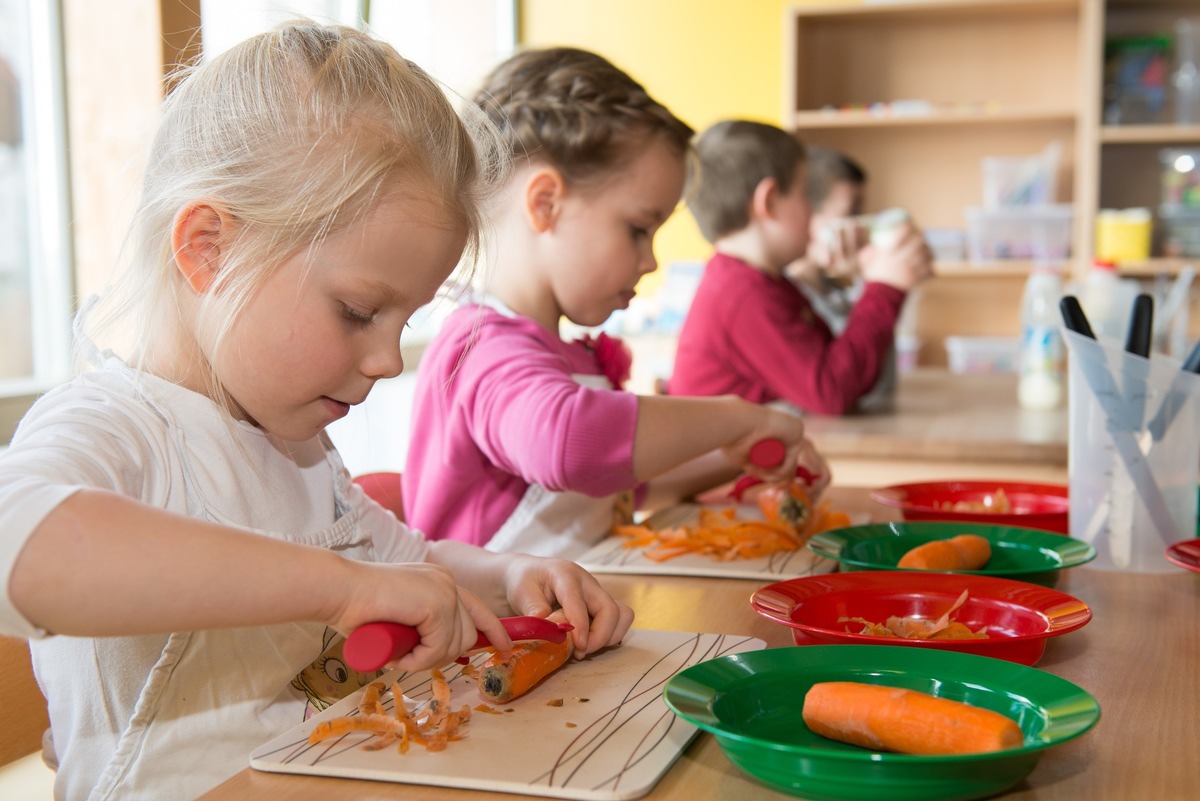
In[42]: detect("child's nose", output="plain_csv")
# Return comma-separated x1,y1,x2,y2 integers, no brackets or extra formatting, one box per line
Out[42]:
361,339,404,380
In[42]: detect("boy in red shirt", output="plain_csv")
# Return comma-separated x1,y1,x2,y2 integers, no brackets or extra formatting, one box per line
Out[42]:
668,120,933,415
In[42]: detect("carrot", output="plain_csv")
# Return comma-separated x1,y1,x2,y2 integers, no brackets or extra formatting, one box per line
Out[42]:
802,681,1023,755
477,634,575,704
897,534,991,570
757,483,812,529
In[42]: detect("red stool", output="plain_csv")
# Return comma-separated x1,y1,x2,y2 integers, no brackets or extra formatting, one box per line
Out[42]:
353,472,404,521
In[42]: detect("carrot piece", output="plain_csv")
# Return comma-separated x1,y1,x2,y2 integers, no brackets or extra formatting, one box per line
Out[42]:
477,634,575,704
757,483,812,529
802,681,1023,755
897,534,992,570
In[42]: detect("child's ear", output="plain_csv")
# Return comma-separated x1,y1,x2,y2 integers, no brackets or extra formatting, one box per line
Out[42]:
524,167,566,233
750,177,779,222
171,202,231,293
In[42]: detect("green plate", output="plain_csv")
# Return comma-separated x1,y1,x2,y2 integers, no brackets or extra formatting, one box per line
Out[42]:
663,644,1100,801
807,521,1096,587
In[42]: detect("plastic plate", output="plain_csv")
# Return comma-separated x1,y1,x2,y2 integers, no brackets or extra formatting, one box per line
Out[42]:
807,521,1095,587
663,644,1100,801
870,480,1069,534
750,571,1091,665
1165,538,1200,573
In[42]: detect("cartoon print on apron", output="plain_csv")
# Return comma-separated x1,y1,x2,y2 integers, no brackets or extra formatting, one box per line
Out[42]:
84,412,366,801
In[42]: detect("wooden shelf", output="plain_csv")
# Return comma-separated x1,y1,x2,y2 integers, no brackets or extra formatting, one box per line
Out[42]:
933,261,1041,277
1101,124,1200,144
792,0,1080,21
791,106,1077,130
1115,257,1200,277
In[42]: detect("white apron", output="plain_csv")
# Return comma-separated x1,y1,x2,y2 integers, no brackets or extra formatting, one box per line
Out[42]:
484,372,633,559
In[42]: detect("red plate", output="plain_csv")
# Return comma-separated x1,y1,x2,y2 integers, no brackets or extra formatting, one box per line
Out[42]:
750,571,1091,666
1165,539,1200,573
870,480,1069,534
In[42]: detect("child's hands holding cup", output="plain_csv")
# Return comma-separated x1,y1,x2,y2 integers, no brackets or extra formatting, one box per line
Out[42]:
859,209,934,292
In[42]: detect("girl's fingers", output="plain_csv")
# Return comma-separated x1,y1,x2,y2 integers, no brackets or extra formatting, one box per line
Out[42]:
460,587,511,653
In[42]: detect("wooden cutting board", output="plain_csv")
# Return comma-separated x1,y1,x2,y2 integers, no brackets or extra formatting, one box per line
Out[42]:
577,504,845,580
250,629,765,800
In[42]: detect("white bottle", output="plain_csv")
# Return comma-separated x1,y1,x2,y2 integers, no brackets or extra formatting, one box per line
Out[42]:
1018,265,1064,410
1081,258,1122,341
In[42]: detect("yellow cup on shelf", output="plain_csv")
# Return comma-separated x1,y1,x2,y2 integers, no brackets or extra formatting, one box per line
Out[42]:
1094,208,1152,262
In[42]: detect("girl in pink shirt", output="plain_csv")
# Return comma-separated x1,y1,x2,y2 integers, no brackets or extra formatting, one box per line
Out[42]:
404,48,827,557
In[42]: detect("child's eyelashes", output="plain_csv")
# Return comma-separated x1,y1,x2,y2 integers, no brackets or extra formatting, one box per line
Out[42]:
630,225,650,241
339,303,377,326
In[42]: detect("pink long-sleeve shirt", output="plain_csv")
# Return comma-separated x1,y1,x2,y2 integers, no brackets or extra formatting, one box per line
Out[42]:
403,304,640,546
668,252,906,415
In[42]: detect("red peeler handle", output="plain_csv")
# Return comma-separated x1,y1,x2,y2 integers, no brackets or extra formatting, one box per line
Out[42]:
730,438,821,502
748,437,786,469
344,616,573,673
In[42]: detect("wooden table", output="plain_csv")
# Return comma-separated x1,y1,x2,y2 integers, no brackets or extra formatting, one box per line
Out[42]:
802,369,1069,487
199,487,1199,801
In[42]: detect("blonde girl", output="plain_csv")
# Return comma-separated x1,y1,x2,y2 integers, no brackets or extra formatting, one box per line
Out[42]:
403,47,827,558
0,23,631,801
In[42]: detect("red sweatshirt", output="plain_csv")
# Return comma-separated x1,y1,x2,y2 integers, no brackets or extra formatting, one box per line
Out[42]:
668,252,905,415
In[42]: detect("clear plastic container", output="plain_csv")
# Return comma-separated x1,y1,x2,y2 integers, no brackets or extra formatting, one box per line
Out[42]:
981,143,1061,208
964,204,1073,263
944,336,1020,374
1065,329,1200,572
1171,18,1200,125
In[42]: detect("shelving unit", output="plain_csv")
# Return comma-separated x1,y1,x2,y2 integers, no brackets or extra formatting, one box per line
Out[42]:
784,0,1200,362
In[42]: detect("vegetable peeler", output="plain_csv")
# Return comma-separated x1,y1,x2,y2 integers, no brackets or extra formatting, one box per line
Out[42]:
728,437,822,502
344,616,573,673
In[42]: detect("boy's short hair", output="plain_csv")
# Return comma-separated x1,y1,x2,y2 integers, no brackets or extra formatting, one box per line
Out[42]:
804,145,867,210
686,120,806,244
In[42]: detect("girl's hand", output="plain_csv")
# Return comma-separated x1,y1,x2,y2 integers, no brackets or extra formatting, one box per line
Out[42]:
720,406,828,487
331,561,509,673
501,555,635,658
859,221,934,292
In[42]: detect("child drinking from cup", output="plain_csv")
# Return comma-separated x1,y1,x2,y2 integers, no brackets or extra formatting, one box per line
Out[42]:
668,121,933,415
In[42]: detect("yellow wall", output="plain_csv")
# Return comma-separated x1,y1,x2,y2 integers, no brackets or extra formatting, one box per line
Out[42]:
518,0,846,290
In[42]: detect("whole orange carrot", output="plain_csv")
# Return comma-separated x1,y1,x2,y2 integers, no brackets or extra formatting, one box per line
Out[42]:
802,681,1023,755
897,534,991,570
477,631,575,704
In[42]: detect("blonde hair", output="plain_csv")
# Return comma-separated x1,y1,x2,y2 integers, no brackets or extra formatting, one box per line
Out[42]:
473,46,693,187
84,22,507,394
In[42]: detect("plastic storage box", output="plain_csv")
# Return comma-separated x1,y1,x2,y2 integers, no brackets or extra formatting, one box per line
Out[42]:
944,336,1021,374
982,145,1060,208
1159,205,1200,257
1159,148,1200,207
965,204,1073,262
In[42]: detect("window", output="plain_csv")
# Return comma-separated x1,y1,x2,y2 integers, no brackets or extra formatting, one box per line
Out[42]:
0,0,73,444
200,0,514,99
198,1,516,475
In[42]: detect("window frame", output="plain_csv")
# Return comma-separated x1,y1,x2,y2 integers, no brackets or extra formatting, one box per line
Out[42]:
1,0,74,445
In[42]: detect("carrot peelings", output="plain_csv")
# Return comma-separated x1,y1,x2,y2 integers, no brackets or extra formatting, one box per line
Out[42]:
897,534,992,570
802,681,1023,755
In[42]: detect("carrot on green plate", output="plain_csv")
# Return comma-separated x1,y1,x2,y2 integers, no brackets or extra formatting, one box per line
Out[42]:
897,534,992,570
802,680,1023,755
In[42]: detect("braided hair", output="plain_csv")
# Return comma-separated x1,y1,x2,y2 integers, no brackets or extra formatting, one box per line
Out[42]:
473,47,693,186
